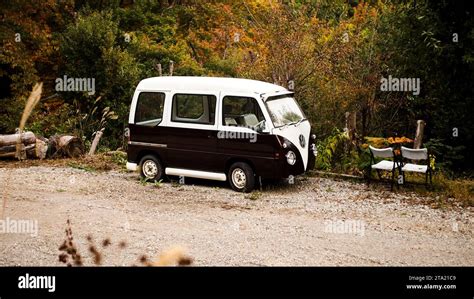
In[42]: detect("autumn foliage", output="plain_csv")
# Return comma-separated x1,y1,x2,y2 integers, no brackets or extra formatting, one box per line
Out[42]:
0,0,472,172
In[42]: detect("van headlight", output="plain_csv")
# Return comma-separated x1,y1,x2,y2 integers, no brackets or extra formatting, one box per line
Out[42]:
286,151,296,165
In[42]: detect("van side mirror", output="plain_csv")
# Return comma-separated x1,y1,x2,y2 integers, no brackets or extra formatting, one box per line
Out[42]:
255,120,270,134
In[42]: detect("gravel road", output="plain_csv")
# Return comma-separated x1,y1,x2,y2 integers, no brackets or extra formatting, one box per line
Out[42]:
0,166,472,266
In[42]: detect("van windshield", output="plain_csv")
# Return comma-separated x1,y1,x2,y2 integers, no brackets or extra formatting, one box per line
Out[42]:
265,96,306,128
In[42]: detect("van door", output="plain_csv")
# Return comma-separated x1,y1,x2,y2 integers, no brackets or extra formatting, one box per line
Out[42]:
166,92,219,172
216,95,277,177
128,91,168,164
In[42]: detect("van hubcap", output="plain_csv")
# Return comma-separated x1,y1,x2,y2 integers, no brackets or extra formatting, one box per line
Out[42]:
143,160,158,178
231,168,246,189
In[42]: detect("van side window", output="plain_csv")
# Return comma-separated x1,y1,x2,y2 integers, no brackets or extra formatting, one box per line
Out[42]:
172,94,216,125
222,96,264,128
135,92,165,126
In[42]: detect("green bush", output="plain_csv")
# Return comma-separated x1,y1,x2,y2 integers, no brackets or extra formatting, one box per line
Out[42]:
315,129,349,171
424,138,467,177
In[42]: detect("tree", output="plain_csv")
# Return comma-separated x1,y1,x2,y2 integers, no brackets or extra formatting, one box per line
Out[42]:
0,0,74,133
59,9,140,148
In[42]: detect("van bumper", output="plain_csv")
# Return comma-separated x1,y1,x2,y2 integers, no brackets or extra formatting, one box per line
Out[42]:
126,162,138,172
269,157,304,179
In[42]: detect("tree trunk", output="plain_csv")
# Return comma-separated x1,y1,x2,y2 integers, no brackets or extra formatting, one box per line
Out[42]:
414,120,426,149
361,108,367,138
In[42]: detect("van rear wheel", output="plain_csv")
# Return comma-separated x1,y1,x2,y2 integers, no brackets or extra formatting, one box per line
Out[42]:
228,162,255,193
139,155,164,182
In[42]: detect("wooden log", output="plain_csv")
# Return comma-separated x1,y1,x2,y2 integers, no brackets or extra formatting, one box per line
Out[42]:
0,145,17,154
26,144,36,158
49,135,84,158
414,120,426,149
313,170,365,181
61,136,84,158
0,132,36,147
0,144,34,158
1,138,48,159
33,139,48,159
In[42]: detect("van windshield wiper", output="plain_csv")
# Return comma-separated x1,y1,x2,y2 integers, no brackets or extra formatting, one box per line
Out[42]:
277,118,306,129
277,122,294,130
293,118,307,127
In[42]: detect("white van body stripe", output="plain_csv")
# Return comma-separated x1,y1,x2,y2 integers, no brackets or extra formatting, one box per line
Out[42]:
165,168,227,181
126,162,138,171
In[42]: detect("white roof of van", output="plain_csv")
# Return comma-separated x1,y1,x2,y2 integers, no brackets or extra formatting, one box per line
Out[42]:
136,76,288,95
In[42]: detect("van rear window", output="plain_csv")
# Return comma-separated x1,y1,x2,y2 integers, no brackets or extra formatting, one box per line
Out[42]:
135,92,165,126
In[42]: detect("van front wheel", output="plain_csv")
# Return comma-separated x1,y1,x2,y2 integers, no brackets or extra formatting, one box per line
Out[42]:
139,155,164,182
228,162,255,193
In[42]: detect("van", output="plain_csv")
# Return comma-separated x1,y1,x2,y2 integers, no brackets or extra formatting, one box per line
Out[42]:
126,76,316,192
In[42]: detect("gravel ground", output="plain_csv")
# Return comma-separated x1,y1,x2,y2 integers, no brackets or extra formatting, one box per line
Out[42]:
0,166,473,266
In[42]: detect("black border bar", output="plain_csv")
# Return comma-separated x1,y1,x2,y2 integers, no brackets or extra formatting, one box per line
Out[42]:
0,267,472,298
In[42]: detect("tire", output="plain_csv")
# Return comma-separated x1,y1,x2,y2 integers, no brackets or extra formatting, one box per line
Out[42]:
139,155,164,182
228,162,255,193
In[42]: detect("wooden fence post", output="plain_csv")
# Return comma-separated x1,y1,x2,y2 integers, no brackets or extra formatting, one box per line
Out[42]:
169,60,174,76
345,111,357,152
156,63,162,76
345,111,357,141
414,120,426,149
88,128,105,155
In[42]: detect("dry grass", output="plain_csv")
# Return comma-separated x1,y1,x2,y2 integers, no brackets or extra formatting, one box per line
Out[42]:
58,219,83,266
312,170,474,208
432,174,474,207
392,172,473,207
152,246,193,266
0,152,126,171
58,219,193,267
19,83,43,130
2,83,43,218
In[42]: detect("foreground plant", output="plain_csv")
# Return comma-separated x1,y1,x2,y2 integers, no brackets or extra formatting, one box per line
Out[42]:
1,83,43,219
58,219,193,266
